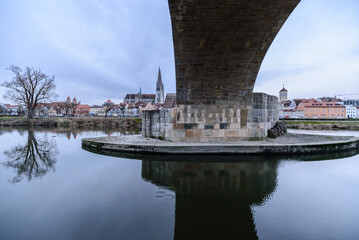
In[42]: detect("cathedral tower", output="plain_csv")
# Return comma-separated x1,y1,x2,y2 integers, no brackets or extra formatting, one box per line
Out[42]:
155,67,164,104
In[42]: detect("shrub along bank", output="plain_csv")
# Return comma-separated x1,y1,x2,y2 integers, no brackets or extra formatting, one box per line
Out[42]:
284,120,359,131
0,117,142,130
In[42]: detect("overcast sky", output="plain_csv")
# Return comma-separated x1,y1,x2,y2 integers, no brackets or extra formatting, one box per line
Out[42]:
1,0,359,105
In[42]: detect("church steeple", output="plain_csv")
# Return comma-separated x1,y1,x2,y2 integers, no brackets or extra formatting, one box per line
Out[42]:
156,67,164,104
279,84,288,103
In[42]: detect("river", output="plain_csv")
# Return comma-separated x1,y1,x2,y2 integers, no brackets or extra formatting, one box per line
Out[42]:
0,128,358,240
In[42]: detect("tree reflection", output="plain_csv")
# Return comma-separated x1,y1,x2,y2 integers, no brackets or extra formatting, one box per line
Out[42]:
2,129,58,183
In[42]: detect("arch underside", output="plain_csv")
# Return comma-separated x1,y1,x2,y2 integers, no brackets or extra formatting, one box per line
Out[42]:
143,0,300,142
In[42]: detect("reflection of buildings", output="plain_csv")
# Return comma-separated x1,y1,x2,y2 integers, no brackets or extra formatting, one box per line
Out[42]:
142,160,279,240
66,131,78,140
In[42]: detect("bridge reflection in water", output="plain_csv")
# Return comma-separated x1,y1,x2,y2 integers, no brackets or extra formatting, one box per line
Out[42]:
82,145,359,240
142,159,278,240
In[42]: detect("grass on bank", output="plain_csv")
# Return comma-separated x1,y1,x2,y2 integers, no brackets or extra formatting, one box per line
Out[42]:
0,116,27,121
284,120,359,125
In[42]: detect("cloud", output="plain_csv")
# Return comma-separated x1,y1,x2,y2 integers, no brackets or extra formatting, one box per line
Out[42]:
255,0,359,100
1,0,359,105
0,0,175,105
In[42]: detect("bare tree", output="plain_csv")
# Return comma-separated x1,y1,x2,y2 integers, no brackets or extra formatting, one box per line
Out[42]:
1,65,58,119
103,100,114,117
70,101,80,116
119,104,126,118
55,102,62,116
0,105,7,115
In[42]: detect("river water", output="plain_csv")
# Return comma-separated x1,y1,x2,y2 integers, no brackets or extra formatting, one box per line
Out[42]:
0,128,358,240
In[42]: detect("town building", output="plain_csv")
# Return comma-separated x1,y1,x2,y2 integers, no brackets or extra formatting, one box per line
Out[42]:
356,107,359,119
155,68,164,104
345,105,356,119
123,67,166,104
280,100,291,110
4,104,22,115
35,104,50,116
75,105,90,116
123,93,155,104
317,97,343,105
297,99,345,119
90,105,106,117
279,85,288,103
0,103,7,115
163,93,176,108
344,99,359,106
143,102,155,111
279,109,304,119
290,99,314,109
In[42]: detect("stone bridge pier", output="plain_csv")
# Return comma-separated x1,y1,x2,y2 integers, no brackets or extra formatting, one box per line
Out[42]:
143,0,300,142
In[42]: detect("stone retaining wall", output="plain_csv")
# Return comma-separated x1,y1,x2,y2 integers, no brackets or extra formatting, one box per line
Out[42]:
142,93,278,142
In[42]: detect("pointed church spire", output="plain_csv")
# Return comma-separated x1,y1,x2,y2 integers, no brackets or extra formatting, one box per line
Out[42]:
157,67,162,84
155,67,164,104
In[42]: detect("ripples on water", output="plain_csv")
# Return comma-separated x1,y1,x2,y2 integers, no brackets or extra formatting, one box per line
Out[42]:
0,128,358,240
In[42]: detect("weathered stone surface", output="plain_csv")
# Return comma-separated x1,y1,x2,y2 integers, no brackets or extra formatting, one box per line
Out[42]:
267,121,288,138
143,93,279,142
143,0,300,142
82,134,359,155
268,129,279,139
169,0,301,106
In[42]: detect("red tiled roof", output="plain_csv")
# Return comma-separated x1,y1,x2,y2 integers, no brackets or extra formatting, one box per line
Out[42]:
300,100,344,108
76,105,90,109
318,97,343,102
4,104,20,108
163,93,176,108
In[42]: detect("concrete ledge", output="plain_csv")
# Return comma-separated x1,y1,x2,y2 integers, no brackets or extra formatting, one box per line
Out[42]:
82,133,359,155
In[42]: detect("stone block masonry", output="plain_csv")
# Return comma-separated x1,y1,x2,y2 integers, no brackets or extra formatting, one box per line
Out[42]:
157,0,300,142
142,93,278,142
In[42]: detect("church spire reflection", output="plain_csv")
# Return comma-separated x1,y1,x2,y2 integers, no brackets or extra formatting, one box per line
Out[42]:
142,160,279,240
2,129,58,183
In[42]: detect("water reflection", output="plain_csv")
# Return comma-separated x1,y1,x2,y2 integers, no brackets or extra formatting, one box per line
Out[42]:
142,160,278,240
0,127,135,183
82,147,359,240
2,129,58,183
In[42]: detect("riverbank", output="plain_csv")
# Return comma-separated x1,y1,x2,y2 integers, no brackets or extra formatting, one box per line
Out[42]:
0,117,141,130
283,119,359,131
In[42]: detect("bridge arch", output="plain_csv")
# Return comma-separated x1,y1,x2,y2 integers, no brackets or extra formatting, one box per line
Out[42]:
143,0,300,142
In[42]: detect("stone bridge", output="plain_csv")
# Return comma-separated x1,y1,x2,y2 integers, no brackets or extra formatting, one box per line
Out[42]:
143,0,300,142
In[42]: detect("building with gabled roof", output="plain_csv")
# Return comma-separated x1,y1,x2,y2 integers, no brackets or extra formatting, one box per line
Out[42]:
163,93,176,108
297,99,345,119
123,93,155,104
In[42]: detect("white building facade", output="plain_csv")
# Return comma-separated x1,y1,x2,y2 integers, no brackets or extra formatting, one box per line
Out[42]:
279,109,304,119
345,105,356,119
